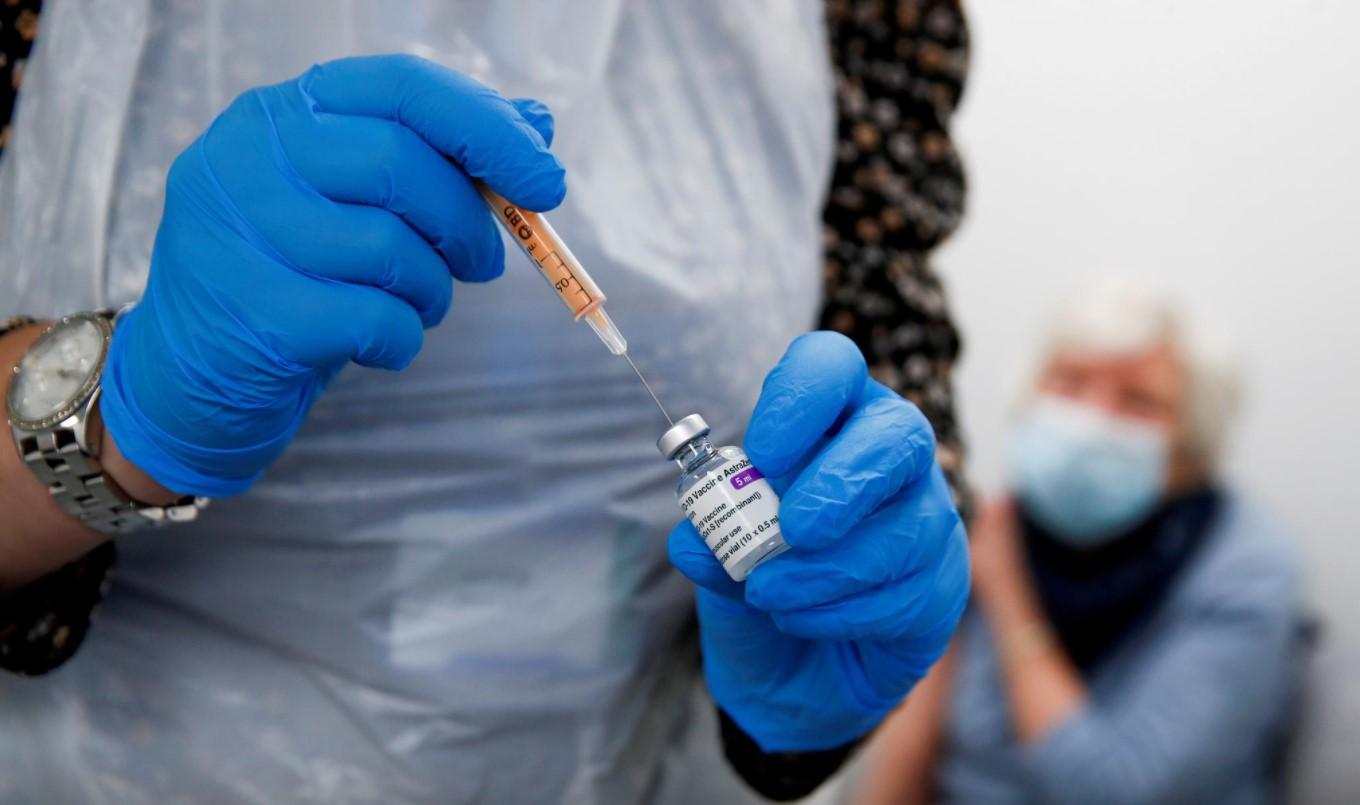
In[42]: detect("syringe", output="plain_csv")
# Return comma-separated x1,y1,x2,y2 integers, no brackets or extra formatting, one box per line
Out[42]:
479,186,627,355
479,185,673,424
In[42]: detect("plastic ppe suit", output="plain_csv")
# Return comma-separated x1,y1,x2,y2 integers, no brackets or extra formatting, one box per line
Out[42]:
0,1,834,803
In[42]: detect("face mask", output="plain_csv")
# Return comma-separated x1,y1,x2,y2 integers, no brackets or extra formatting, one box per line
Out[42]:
1007,396,1170,546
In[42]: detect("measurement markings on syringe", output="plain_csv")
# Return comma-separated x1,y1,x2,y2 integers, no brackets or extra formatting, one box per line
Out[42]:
535,250,593,304
501,204,596,307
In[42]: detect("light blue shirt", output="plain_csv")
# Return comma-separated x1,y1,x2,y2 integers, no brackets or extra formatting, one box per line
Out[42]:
938,494,1303,805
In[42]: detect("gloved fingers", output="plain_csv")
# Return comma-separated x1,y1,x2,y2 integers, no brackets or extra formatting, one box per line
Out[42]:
694,588,793,671
668,520,746,600
299,55,566,210
192,90,456,326
744,332,868,479
776,395,938,549
760,432,830,498
266,280,426,371
277,201,455,328
240,265,425,371
767,524,969,643
509,98,555,148
282,113,505,283
695,588,804,684
745,467,961,612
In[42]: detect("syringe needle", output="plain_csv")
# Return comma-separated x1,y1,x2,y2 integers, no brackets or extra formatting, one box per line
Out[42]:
623,353,673,426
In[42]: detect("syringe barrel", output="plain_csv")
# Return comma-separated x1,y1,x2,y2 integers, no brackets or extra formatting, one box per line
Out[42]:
479,185,606,321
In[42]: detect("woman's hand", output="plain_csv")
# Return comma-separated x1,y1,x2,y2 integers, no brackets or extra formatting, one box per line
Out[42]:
969,496,1088,741
100,55,565,497
969,497,1033,610
668,332,970,751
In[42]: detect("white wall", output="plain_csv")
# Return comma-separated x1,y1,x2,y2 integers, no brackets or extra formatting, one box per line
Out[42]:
941,1,1360,800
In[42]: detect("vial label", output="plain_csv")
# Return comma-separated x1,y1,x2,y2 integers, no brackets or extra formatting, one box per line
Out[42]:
679,453,782,577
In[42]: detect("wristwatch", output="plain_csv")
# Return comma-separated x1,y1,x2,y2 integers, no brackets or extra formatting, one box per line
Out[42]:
5,312,208,534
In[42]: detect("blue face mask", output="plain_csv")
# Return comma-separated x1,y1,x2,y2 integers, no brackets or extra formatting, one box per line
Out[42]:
1008,397,1170,546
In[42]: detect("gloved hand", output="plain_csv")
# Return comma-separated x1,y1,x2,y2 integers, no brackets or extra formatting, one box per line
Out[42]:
668,332,970,752
100,55,565,496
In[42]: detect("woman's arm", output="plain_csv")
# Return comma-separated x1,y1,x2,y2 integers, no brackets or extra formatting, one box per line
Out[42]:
854,642,959,805
973,501,1302,805
979,578,1087,741
0,324,106,591
0,323,175,593
1021,572,1298,805
969,499,1087,742
0,323,121,674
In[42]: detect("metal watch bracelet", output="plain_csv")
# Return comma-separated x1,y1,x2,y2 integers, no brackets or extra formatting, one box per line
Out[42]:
4,312,208,535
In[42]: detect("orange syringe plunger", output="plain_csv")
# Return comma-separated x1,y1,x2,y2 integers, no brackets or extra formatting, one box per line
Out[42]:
479,185,627,356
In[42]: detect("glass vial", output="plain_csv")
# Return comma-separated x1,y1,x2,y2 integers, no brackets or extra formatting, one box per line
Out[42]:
658,414,789,581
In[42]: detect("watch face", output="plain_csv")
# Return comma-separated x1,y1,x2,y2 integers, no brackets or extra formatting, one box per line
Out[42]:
7,315,110,429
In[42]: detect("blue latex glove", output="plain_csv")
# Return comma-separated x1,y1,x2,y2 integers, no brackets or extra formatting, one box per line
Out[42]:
100,55,565,496
668,332,970,752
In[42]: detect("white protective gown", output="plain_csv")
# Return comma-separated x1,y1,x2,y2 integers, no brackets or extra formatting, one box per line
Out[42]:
0,1,834,802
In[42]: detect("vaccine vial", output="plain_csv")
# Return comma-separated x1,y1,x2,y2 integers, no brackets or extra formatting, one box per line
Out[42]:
658,414,789,581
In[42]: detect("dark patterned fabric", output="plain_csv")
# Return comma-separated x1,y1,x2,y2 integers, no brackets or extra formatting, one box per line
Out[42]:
0,542,115,675
823,0,972,520
0,0,42,157
718,708,864,801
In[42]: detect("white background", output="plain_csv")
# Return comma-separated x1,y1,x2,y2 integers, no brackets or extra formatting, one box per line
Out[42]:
941,1,1360,800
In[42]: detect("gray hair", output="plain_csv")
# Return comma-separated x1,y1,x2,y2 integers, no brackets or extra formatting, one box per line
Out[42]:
1026,277,1244,466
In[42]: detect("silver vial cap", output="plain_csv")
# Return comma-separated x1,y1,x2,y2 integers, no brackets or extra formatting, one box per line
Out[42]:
657,413,711,460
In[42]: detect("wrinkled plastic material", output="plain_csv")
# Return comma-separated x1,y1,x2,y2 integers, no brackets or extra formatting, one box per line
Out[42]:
667,334,970,751
0,1,833,803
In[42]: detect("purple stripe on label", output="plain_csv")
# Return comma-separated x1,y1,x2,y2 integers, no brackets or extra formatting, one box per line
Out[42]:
730,468,764,490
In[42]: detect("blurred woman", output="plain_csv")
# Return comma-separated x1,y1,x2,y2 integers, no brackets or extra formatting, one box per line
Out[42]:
856,279,1305,805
